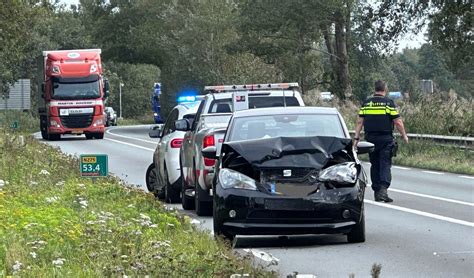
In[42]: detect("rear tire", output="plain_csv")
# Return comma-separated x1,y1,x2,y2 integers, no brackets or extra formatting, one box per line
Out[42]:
164,165,180,203
195,181,212,216
146,163,164,199
180,162,195,210
347,207,366,243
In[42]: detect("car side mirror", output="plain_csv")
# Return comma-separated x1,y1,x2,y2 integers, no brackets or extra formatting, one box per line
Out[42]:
356,141,375,154
103,79,110,98
175,119,190,131
202,146,217,159
149,125,162,138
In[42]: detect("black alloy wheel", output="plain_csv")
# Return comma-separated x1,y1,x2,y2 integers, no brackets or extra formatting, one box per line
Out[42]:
146,163,164,199
347,206,366,243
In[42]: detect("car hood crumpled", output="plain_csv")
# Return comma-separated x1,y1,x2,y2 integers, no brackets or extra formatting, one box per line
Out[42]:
222,136,352,169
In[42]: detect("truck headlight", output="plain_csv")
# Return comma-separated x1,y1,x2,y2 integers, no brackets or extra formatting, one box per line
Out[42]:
318,162,357,184
50,120,60,128
93,118,104,127
218,168,257,190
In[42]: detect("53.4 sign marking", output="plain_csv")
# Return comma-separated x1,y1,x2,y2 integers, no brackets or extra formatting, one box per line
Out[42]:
80,154,108,177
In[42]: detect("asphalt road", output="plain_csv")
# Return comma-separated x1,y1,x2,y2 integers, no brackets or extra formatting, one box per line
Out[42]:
35,125,474,278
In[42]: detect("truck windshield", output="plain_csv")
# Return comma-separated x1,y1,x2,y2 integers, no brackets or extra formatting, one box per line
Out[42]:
52,77,100,100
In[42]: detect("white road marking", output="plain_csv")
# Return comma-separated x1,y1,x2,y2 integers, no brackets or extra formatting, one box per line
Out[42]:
459,175,474,180
365,200,474,227
393,166,410,170
422,170,444,175
104,138,155,152
388,188,474,207
433,250,474,256
106,128,157,144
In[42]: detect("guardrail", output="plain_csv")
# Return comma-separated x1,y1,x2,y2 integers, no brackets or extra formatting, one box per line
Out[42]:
349,131,473,146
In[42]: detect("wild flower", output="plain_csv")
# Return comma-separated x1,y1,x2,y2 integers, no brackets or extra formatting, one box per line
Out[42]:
29,181,38,186
167,223,175,228
56,181,65,186
23,223,38,230
52,258,66,268
30,251,38,259
127,204,135,208
39,169,50,175
190,219,201,225
79,199,88,209
12,261,22,273
45,196,60,203
0,179,5,187
121,255,128,259
78,183,86,188
151,240,171,249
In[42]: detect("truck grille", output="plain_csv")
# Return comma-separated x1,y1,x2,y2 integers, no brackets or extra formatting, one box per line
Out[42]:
60,114,93,128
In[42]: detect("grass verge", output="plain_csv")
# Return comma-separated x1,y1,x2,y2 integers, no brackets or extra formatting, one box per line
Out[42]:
0,131,273,277
358,139,474,175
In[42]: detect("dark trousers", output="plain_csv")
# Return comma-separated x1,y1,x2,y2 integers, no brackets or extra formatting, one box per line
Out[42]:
366,136,395,192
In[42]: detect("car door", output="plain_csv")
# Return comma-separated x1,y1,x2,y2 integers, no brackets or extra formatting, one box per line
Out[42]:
157,109,179,184
181,99,206,186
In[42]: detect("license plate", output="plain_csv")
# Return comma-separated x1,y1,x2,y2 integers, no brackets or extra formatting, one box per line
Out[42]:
69,108,93,114
71,129,83,134
264,199,314,211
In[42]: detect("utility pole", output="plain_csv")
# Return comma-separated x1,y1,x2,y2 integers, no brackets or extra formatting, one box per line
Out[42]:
119,82,124,119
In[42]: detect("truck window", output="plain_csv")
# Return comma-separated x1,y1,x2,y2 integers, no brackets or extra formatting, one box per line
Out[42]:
249,96,299,108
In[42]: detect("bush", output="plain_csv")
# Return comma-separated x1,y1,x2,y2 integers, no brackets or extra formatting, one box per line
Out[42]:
0,132,273,277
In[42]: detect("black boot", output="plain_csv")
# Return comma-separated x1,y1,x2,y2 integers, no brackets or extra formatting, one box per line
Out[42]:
376,188,393,203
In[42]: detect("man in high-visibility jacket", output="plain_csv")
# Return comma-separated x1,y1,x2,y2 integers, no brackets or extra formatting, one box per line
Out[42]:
354,80,408,202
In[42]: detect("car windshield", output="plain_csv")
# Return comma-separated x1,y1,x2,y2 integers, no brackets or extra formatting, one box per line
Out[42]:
52,77,100,100
228,114,345,141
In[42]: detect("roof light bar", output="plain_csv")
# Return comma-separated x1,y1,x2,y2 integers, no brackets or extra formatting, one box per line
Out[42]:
204,83,299,92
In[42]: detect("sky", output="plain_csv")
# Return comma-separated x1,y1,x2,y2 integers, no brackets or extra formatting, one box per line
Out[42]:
59,0,426,51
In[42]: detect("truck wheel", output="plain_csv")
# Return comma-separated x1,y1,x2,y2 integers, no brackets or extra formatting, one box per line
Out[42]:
213,202,235,243
347,207,366,243
195,180,212,216
164,165,180,203
94,133,104,139
48,133,61,141
40,118,48,140
180,162,195,210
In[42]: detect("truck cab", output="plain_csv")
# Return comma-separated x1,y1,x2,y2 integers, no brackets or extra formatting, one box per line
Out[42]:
38,49,109,140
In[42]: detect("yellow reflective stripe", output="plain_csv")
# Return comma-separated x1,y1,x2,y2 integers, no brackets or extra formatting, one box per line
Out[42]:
360,105,399,116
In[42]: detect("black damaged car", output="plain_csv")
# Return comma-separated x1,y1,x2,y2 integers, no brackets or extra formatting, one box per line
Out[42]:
201,107,374,243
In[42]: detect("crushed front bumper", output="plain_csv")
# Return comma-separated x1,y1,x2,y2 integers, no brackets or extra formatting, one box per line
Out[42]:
214,181,365,236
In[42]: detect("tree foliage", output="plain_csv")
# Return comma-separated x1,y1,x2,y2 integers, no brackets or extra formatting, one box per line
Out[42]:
0,0,471,120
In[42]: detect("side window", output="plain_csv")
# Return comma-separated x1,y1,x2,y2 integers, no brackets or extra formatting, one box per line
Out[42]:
192,99,206,130
162,109,179,136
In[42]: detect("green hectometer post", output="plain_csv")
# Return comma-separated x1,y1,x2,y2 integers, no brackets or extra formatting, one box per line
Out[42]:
80,154,108,177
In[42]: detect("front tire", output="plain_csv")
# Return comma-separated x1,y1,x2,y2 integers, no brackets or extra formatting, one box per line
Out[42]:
347,207,366,243
213,200,235,242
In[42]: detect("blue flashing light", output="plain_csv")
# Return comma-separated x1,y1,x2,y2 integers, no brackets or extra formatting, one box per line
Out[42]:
177,95,196,103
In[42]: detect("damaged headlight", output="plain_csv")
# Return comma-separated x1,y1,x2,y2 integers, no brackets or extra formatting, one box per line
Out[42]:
218,168,257,190
318,162,357,184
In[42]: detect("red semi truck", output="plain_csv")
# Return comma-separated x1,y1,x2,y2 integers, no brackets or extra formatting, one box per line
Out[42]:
38,49,109,140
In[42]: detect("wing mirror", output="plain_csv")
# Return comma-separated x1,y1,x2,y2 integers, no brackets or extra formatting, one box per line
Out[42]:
103,79,110,98
175,119,191,131
202,146,217,159
148,125,163,138
356,141,375,154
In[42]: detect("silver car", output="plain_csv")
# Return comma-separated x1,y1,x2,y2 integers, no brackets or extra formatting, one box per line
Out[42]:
146,100,201,203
